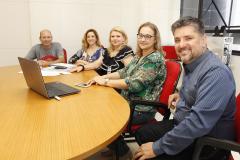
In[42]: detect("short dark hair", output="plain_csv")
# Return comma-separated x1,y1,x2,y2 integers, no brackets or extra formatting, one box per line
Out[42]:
171,16,205,35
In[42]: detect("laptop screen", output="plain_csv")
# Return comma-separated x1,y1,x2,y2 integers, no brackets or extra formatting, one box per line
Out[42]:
18,57,49,98
18,57,80,99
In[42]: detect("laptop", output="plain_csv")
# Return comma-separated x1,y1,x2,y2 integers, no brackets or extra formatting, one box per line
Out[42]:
18,57,80,99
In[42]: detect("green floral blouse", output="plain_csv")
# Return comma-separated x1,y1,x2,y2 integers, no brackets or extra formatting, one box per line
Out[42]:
118,51,166,112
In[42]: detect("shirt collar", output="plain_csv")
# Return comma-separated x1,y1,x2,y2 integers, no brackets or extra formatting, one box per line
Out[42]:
183,49,211,73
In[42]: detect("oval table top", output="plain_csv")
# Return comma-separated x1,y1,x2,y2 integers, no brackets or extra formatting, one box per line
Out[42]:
0,65,130,160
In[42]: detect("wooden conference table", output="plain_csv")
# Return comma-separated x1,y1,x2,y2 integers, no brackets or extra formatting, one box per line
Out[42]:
0,65,130,160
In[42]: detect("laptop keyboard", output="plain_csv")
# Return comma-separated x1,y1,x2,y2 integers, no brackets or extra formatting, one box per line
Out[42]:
45,82,77,97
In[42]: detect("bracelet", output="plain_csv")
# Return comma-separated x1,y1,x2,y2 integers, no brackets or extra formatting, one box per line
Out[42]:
79,64,85,71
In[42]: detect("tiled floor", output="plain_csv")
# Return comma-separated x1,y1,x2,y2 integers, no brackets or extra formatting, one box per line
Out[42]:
87,145,240,160
86,142,138,160
86,113,164,160
86,112,240,160
231,151,240,160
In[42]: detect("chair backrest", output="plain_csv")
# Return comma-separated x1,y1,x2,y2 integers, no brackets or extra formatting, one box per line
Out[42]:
63,48,67,63
162,46,179,60
125,60,182,134
235,93,240,143
158,61,182,115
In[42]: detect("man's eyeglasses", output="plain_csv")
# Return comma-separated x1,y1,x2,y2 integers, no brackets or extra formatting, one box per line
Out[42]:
137,33,155,40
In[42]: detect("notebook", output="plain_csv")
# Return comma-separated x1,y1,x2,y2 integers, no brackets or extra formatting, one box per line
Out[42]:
18,57,80,99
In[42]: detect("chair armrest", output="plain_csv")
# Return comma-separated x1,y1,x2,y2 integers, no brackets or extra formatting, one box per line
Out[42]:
131,98,168,109
130,98,170,118
127,98,170,132
193,136,240,160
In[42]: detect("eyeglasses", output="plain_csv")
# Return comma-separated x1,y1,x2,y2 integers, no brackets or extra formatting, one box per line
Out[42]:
137,33,155,40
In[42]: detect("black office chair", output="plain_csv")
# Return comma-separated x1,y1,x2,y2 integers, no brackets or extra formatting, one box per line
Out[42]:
192,93,240,160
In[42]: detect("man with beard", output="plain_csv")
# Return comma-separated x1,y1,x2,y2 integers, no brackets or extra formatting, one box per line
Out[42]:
133,16,236,160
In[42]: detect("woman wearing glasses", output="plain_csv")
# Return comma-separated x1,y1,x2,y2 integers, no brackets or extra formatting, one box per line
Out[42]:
92,22,166,159
70,27,134,75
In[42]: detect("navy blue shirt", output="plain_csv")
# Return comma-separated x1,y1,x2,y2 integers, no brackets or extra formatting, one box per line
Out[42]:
153,50,236,155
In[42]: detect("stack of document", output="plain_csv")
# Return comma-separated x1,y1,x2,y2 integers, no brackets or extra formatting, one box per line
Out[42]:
19,63,76,76
41,63,76,76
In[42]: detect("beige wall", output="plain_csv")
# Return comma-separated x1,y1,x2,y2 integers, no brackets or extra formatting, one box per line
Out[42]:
0,0,180,67
1,0,239,93
28,0,180,58
0,0,31,66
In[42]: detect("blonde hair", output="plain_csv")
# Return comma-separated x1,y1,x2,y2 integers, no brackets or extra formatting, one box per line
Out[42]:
82,29,102,50
108,26,128,53
136,22,164,57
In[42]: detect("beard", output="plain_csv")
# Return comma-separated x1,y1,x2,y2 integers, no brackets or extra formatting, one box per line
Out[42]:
179,51,193,64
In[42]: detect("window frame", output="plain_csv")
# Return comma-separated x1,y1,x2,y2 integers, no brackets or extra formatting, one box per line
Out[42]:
198,0,240,34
